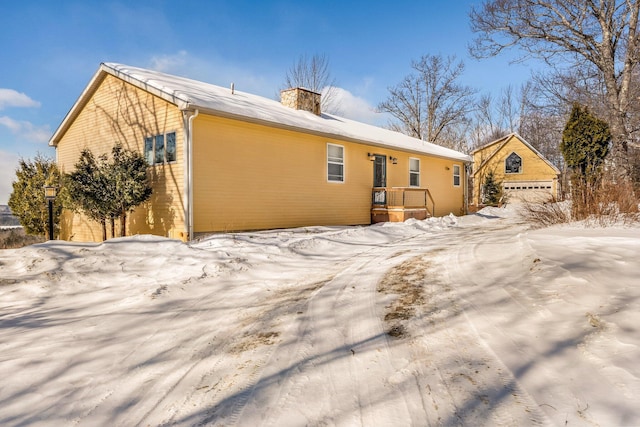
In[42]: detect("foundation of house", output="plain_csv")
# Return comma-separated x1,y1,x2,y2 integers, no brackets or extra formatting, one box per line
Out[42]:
371,207,429,223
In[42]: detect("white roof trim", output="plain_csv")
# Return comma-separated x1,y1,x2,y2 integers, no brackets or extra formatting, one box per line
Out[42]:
473,132,560,175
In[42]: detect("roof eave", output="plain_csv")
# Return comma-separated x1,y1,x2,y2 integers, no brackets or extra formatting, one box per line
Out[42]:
191,105,471,163
49,67,107,147
49,63,190,147
472,132,561,176
50,62,471,163
101,63,191,110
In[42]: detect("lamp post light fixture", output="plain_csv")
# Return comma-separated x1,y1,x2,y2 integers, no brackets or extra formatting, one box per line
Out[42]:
44,185,58,240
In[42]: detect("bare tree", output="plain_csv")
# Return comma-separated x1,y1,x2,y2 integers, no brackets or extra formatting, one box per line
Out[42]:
378,54,477,144
438,123,474,153
282,53,340,114
471,93,506,147
469,0,640,176
378,74,424,139
498,85,519,132
468,88,527,149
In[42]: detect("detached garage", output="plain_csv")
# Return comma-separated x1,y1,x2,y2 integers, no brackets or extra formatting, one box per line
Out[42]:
472,133,561,206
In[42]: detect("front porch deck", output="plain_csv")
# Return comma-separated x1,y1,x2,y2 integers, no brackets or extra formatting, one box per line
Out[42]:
371,187,434,223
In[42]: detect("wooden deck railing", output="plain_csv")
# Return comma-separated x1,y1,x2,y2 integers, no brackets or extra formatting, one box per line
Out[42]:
372,187,435,217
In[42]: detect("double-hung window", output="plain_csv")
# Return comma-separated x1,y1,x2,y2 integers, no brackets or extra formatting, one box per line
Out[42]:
409,158,420,187
144,132,176,165
453,164,461,187
327,143,344,182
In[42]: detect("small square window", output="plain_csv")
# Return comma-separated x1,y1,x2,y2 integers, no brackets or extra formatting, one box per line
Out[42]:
144,132,176,165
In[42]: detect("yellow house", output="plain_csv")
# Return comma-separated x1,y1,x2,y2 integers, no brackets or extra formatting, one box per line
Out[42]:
472,133,561,206
50,63,471,242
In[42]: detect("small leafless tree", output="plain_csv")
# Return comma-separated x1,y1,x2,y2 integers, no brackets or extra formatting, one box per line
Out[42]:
468,85,528,149
378,54,477,144
469,0,640,177
282,53,340,114
469,93,507,148
498,85,519,133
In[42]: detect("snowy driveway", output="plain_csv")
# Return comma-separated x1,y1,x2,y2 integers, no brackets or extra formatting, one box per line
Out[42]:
1,209,639,426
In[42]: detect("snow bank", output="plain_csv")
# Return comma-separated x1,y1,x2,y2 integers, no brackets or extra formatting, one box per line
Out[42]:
1,213,639,426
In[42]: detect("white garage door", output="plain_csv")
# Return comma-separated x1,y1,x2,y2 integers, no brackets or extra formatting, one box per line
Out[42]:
503,180,554,203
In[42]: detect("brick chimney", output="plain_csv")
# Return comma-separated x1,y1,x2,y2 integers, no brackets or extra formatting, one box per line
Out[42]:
280,87,321,115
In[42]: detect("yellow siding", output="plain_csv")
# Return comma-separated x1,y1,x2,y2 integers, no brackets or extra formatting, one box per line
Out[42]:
192,115,466,233
55,74,186,241
473,134,558,205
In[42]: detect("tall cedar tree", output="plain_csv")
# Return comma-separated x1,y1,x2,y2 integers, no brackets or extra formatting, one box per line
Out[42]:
561,104,611,182
8,155,64,237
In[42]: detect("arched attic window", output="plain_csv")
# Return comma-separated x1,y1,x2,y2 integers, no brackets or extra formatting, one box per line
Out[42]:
505,152,522,174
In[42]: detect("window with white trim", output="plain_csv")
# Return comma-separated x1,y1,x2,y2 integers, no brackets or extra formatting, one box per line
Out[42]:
144,132,177,165
409,158,420,186
327,143,344,182
453,164,461,187
505,152,522,174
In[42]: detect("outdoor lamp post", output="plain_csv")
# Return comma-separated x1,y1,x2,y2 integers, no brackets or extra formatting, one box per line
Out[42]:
44,185,57,240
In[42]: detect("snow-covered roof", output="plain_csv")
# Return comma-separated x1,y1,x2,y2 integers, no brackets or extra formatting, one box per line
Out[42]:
50,63,471,162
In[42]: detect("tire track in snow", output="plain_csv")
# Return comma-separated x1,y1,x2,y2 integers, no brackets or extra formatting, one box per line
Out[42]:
226,239,433,426
425,223,554,426
215,221,527,426
194,278,331,426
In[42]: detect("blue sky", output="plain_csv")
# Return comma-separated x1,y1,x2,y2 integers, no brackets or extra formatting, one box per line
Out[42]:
0,0,535,205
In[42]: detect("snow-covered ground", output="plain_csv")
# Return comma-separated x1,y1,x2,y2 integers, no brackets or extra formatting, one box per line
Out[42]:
1,207,639,426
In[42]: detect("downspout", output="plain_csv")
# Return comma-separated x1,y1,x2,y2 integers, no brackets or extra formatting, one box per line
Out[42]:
184,109,199,241
464,161,471,215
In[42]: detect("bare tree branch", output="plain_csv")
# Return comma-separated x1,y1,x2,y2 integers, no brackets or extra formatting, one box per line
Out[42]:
378,54,476,144
469,0,640,175
281,53,340,114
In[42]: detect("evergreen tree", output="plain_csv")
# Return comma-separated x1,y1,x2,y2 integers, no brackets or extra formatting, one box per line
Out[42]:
8,155,64,237
561,103,611,182
561,103,612,218
67,144,152,240
482,170,503,206
67,149,112,241
108,144,152,237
